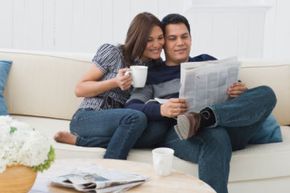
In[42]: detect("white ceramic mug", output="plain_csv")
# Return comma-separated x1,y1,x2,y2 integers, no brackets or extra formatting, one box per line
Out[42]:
128,66,148,88
152,147,174,176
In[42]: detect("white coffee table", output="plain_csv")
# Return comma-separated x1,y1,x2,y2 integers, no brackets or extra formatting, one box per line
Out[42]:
30,158,216,193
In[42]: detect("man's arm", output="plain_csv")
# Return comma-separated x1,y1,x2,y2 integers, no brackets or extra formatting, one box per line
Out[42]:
126,99,164,121
126,84,187,120
126,99,187,121
125,85,165,121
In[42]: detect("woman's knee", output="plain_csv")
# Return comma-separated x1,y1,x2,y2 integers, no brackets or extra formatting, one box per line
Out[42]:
121,109,147,128
133,110,147,127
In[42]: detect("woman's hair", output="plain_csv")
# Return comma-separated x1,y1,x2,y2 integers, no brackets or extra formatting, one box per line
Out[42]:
122,12,162,67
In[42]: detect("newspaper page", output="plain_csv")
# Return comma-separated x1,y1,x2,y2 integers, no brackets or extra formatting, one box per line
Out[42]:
179,57,240,112
51,165,148,193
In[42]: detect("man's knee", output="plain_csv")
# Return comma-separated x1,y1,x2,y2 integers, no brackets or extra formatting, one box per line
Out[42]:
254,85,277,106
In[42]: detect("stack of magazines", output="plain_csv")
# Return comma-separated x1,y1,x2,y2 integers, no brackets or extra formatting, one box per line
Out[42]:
51,165,148,193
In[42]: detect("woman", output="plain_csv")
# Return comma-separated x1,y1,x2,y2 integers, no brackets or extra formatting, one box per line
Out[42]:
54,12,164,160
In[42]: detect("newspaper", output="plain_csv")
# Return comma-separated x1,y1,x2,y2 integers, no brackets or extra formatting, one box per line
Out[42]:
51,165,148,193
179,57,240,112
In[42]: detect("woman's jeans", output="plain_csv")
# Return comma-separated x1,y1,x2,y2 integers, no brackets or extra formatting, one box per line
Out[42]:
141,86,277,193
70,108,147,159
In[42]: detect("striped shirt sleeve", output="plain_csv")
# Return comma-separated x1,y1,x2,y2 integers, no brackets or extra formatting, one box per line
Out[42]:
92,44,122,74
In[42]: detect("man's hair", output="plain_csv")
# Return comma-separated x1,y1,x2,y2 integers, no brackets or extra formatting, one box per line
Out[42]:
122,12,162,66
161,13,191,35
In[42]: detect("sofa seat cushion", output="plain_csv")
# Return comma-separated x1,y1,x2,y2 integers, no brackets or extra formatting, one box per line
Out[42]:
129,126,290,182
229,125,290,181
12,115,290,183
11,115,106,159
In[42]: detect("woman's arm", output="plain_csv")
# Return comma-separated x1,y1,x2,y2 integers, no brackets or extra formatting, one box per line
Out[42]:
75,65,131,97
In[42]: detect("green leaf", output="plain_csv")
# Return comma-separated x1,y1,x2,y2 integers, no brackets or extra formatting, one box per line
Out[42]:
10,127,17,134
33,146,55,172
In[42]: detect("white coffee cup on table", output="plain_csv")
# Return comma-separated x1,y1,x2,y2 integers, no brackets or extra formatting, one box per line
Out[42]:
127,66,148,88
152,147,174,176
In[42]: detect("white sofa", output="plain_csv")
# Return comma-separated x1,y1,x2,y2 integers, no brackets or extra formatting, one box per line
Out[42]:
1,50,290,193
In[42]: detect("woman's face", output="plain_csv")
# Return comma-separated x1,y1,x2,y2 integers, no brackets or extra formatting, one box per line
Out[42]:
142,25,164,60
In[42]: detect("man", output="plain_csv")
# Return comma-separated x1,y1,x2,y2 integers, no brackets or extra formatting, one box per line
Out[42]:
126,14,278,193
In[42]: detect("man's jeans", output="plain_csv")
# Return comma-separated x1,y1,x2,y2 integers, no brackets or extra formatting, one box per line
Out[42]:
140,86,277,193
70,108,147,159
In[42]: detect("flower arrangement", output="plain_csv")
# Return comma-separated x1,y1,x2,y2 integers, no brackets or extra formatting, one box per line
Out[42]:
0,116,55,173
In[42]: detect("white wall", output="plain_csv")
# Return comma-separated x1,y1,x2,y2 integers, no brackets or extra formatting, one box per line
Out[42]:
0,0,188,54
0,0,289,60
184,0,270,58
264,0,290,60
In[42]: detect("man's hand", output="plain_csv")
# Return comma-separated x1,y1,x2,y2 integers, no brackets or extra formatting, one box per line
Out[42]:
160,98,187,118
115,68,132,90
227,81,248,98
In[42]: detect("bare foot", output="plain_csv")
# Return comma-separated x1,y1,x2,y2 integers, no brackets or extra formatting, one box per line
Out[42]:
54,131,77,145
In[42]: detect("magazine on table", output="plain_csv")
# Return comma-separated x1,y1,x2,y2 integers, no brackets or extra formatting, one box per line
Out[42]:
179,57,240,112
51,165,148,193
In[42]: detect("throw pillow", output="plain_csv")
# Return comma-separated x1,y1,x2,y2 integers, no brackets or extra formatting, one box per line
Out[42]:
250,114,282,144
0,60,12,115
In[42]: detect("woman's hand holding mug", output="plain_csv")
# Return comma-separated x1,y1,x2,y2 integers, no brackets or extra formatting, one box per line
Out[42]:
115,68,132,90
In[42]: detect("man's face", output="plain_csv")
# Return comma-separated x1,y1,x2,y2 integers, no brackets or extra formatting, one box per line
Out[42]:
164,23,191,66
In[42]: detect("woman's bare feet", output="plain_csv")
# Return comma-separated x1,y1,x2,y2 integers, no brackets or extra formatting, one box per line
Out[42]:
54,131,77,145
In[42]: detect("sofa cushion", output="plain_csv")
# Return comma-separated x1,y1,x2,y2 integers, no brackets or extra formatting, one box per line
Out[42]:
250,114,282,144
1,52,90,119
0,60,12,115
2,51,289,126
130,126,290,182
11,115,106,160
11,115,290,183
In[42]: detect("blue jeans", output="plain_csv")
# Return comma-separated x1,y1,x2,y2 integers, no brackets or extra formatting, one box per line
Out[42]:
134,120,171,148
70,108,147,159
147,86,276,193
161,127,232,193
211,86,277,151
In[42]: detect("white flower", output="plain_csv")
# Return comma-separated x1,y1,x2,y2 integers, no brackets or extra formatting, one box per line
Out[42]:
0,116,53,173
